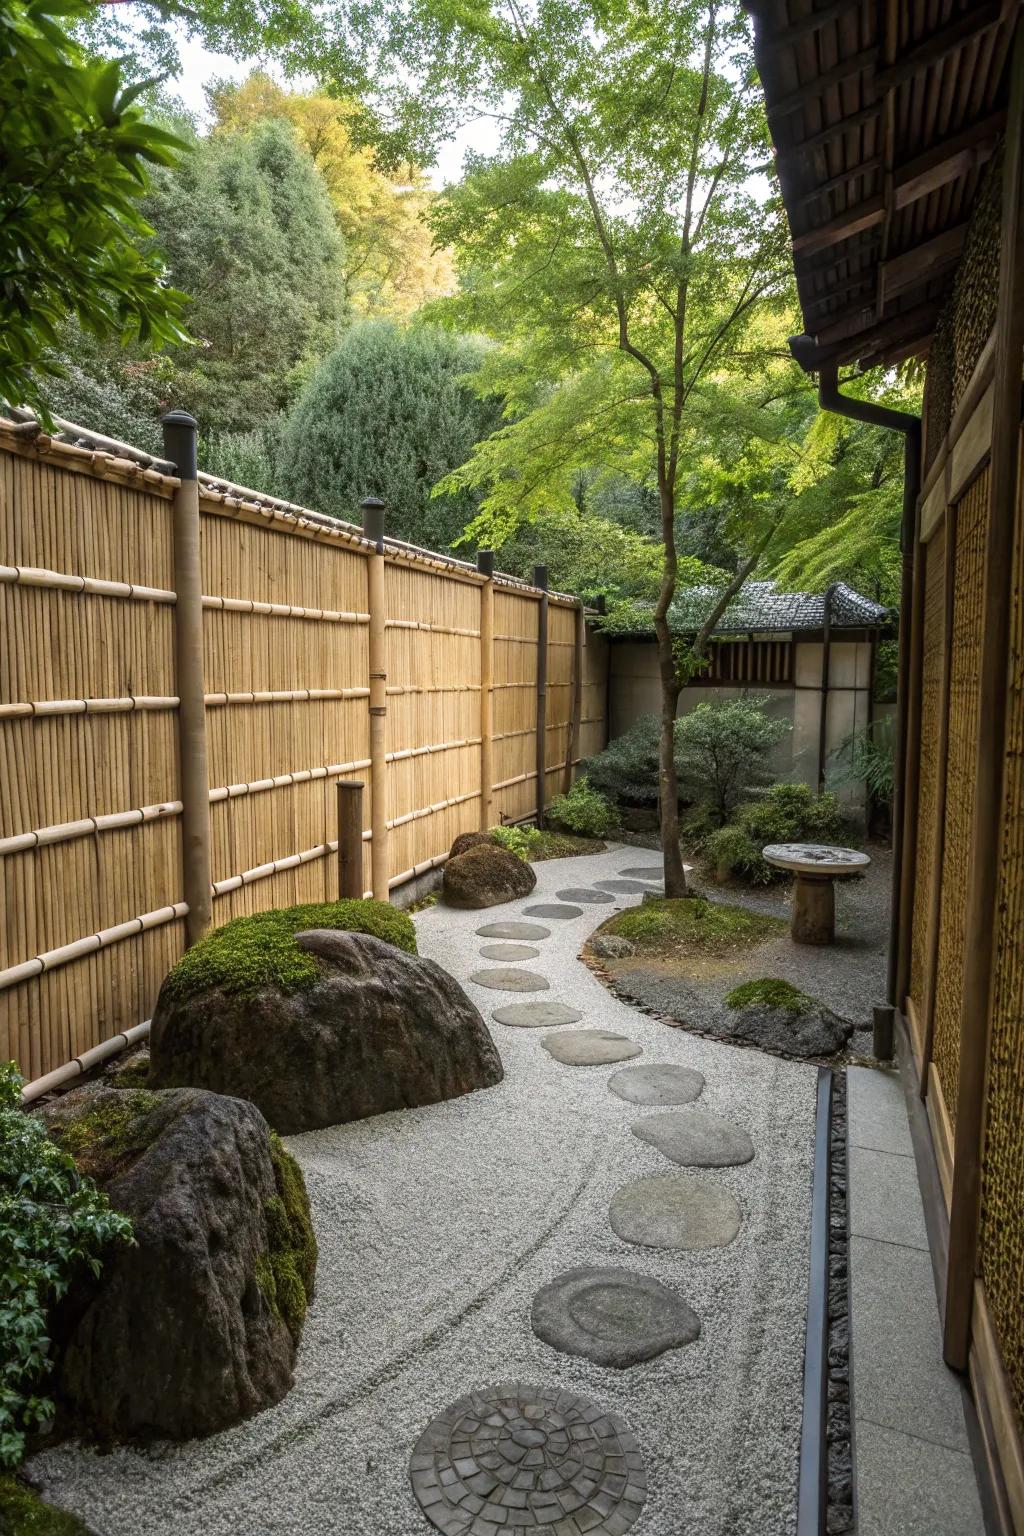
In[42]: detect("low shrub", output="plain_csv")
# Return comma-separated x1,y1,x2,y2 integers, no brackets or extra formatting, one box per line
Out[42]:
725,978,814,1015
161,899,417,1004
547,776,619,838
582,716,662,806
490,825,534,861
707,783,850,886
705,825,774,885
675,697,791,822
602,895,783,954
0,1063,133,1468
490,824,606,862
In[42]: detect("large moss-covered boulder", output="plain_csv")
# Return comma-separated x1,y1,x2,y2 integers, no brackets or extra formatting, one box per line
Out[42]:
150,926,503,1133
442,842,537,908
38,1084,315,1443
448,829,494,860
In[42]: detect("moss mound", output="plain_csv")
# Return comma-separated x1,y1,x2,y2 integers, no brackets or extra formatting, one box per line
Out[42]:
602,896,784,956
257,1133,318,1345
725,978,814,1015
0,1476,90,1535
53,1089,161,1181
162,899,416,1004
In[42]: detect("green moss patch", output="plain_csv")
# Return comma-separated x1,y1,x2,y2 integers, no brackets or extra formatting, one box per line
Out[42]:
527,830,606,861
0,1474,90,1534
54,1090,161,1182
602,896,784,957
257,1133,317,1345
725,978,814,1015
162,899,417,1004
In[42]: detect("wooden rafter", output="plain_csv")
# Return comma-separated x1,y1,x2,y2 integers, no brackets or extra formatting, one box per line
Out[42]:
892,112,1005,209
791,102,880,156
759,0,865,54
806,153,883,202
874,1,1005,94
879,223,969,304
767,45,877,119
792,194,886,257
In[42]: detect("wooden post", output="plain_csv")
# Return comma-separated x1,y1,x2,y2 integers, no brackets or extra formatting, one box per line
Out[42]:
534,565,549,827
478,550,495,831
337,779,365,900
944,20,1024,1373
893,449,925,1010
816,583,836,791
162,410,211,947
563,600,584,794
362,498,389,901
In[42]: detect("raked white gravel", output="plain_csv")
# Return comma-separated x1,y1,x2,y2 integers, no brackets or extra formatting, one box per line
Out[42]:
31,845,817,1536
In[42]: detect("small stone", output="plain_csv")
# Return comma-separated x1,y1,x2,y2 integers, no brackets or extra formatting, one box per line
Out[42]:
531,1267,700,1367
469,968,551,993
524,904,584,920
589,935,636,960
555,888,615,905
609,1173,741,1250
478,943,541,961
630,1109,754,1168
492,1002,584,1029
607,1064,705,1107
476,922,551,940
542,1030,642,1067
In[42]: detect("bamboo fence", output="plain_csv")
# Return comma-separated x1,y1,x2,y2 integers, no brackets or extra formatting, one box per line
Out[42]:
0,419,608,1081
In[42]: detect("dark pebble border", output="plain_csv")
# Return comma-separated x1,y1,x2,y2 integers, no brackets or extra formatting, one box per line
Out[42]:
827,1073,853,1534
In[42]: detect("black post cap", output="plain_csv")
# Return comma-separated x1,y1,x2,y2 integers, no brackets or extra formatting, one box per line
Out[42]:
533,564,548,591
360,496,386,551
160,410,198,479
594,594,607,615
477,549,495,578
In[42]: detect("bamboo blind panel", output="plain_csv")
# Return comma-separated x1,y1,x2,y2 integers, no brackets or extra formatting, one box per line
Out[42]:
909,524,947,1023
980,429,1024,1424
1,439,608,1082
932,467,990,1128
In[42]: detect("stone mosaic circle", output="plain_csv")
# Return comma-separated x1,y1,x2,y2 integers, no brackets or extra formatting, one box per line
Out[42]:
479,943,541,961
555,888,615,905
492,1002,584,1029
542,1030,642,1067
409,1382,647,1536
631,1109,755,1168
470,968,550,993
476,922,551,941
609,1173,742,1251
607,1063,705,1106
531,1266,700,1368
524,903,584,920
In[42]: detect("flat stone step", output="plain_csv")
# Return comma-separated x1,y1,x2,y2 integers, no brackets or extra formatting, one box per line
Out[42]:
618,866,666,881
478,942,540,961
492,1002,583,1028
522,903,583,919
631,1109,755,1168
531,1265,700,1367
594,878,661,894
469,968,550,993
607,1063,705,1106
542,1029,641,1066
475,921,551,940
555,887,615,905
609,1173,741,1251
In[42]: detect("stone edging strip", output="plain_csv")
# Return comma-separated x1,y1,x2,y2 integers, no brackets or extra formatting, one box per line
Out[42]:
798,1066,834,1535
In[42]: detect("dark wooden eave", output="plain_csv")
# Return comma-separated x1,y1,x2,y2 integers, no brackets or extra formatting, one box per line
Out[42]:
745,0,1020,372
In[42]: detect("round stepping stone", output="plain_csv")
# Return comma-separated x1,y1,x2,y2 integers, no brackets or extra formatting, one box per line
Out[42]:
555,887,615,905
410,1382,647,1536
531,1266,700,1367
594,878,661,894
523,903,583,919
608,1063,705,1106
492,1001,584,1028
631,1109,755,1167
478,942,541,961
610,1173,741,1251
618,866,665,881
542,1029,641,1066
476,921,550,940
469,967,550,992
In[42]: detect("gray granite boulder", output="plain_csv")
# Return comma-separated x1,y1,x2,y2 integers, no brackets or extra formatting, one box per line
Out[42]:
722,1000,854,1057
442,843,537,908
39,1084,314,1442
150,929,503,1133
590,934,636,960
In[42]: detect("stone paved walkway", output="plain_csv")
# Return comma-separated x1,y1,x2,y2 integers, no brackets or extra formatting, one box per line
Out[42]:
30,846,817,1536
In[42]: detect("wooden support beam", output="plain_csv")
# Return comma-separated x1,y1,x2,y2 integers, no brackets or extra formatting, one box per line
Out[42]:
815,295,939,350
804,272,877,315
790,102,880,157
768,45,878,119
878,223,968,304
760,0,865,53
336,779,365,899
807,154,883,202
563,601,584,795
792,194,886,257
875,1,1004,95
362,497,390,900
893,113,1005,210
534,565,549,828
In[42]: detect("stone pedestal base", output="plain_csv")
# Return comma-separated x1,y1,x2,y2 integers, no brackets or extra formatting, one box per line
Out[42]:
792,873,835,945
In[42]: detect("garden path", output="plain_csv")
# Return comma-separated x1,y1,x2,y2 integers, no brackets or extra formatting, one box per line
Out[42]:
31,847,816,1536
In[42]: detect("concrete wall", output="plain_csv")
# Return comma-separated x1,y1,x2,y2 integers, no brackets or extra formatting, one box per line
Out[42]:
608,637,875,815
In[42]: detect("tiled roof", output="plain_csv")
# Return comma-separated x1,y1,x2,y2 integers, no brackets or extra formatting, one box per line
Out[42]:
636,580,890,636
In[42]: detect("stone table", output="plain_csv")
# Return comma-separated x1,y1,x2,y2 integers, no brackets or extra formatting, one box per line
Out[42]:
762,842,871,946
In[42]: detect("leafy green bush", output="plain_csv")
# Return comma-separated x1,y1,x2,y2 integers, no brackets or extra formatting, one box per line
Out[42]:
725,978,814,1015
0,1062,133,1468
547,777,619,838
831,716,895,807
705,825,774,885
582,716,663,806
490,825,534,861
706,783,848,885
161,899,417,1004
675,696,791,822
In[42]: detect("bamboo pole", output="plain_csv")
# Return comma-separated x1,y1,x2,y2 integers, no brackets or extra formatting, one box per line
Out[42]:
944,21,1024,1373
337,780,365,899
534,565,549,827
163,410,212,946
478,549,495,830
362,497,389,899
563,599,584,794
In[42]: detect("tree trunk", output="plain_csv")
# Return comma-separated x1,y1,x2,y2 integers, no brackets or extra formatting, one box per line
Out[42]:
654,614,687,896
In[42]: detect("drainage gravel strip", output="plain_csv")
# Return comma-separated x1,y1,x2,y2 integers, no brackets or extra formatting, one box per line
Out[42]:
31,845,816,1536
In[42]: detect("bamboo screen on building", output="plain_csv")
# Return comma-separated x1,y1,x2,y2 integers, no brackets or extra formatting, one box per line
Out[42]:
0,431,608,1082
931,467,990,1130
908,523,947,1043
980,429,1024,1425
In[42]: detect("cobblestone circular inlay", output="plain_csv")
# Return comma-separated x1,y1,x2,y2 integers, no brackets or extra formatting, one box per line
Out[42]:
523,903,584,919
479,943,541,961
476,922,551,941
531,1266,700,1368
409,1381,647,1536
492,1002,584,1028
631,1109,755,1168
593,879,660,894
470,968,550,993
555,888,616,905
609,1173,741,1251
607,1064,705,1106
542,1029,642,1066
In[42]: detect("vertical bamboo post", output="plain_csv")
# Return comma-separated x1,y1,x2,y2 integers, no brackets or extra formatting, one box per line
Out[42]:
478,550,495,831
362,497,389,900
563,599,584,794
337,779,365,900
817,583,836,791
534,565,549,827
162,410,211,946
